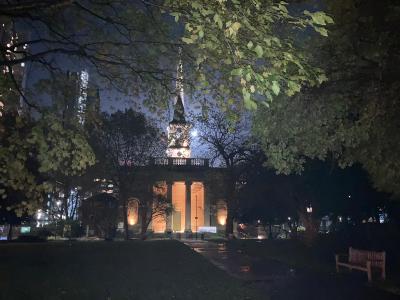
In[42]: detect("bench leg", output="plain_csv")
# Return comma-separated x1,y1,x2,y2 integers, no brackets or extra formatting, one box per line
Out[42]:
335,255,339,273
367,261,372,282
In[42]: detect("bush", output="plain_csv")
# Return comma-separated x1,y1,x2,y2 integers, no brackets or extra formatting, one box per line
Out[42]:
36,228,53,239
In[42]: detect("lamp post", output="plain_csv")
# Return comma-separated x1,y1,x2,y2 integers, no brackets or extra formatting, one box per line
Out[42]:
306,204,313,231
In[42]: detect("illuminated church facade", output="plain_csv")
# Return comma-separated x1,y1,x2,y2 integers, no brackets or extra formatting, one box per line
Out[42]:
123,60,228,235
123,93,228,235
81,59,228,237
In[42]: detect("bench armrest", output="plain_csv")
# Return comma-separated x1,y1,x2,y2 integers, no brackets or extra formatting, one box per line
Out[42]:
335,254,348,262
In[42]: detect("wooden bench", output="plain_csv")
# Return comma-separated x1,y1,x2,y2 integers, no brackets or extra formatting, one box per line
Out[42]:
335,247,386,282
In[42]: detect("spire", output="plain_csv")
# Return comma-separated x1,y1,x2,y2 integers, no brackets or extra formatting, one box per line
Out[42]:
176,47,184,105
172,94,186,123
170,47,186,123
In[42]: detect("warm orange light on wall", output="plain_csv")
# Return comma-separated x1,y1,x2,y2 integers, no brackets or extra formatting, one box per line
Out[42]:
127,199,138,226
217,200,227,226
218,216,226,226
128,216,136,226
191,182,205,232
172,182,186,232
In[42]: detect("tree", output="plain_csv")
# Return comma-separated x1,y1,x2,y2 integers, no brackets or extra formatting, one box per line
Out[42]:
81,193,118,239
89,109,165,239
1,1,332,111
239,158,390,241
0,189,32,240
0,111,95,215
167,0,332,111
135,180,171,239
254,0,400,199
194,106,258,237
1,1,332,216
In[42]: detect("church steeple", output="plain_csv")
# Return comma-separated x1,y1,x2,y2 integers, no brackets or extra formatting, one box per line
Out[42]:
176,47,185,106
166,49,191,158
171,94,186,124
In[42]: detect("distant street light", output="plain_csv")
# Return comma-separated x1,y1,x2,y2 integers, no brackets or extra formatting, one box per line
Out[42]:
306,205,313,214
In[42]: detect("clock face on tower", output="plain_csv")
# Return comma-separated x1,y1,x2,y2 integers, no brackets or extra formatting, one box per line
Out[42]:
175,127,183,144
168,124,188,148
167,123,191,158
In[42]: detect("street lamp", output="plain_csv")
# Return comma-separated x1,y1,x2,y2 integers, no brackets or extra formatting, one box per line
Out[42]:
306,205,313,214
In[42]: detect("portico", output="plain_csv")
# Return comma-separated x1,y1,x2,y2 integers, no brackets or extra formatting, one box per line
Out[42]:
153,180,207,233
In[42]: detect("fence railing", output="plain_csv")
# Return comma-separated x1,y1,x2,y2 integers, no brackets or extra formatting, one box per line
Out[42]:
151,157,209,168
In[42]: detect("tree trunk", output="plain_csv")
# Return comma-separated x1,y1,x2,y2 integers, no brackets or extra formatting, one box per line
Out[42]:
225,173,237,239
268,223,273,239
140,207,148,240
122,198,129,240
225,207,235,238
63,186,71,220
7,224,13,241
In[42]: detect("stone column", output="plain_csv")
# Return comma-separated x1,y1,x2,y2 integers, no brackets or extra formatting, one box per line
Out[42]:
166,181,173,231
185,181,192,231
203,183,210,226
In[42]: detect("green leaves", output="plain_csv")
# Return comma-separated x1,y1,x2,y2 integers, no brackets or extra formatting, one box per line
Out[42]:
314,26,328,37
0,113,95,214
304,10,334,26
166,0,331,110
243,88,257,110
230,68,243,76
304,10,334,37
182,37,195,44
271,81,280,96
213,13,223,29
253,45,264,58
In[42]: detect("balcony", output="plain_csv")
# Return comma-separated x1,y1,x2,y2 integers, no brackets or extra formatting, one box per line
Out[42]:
151,157,209,168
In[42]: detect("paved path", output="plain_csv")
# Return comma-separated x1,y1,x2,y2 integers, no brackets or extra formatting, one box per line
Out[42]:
182,239,399,300
183,239,292,281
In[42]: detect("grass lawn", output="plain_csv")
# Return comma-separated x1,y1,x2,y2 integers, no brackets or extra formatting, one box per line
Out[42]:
0,240,262,300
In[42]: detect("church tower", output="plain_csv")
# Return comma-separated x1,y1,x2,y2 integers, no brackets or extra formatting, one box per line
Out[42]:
166,51,191,158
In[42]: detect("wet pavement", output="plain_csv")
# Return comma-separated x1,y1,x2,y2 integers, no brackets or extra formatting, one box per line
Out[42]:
183,240,292,281
182,239,399,300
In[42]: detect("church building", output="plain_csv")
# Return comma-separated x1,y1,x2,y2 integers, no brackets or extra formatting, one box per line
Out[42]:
81,58,228,237
125,88,228,235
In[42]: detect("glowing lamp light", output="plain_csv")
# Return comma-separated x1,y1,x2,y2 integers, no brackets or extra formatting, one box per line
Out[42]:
128,217,137,226
306,206,313,213
218,216,226,226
